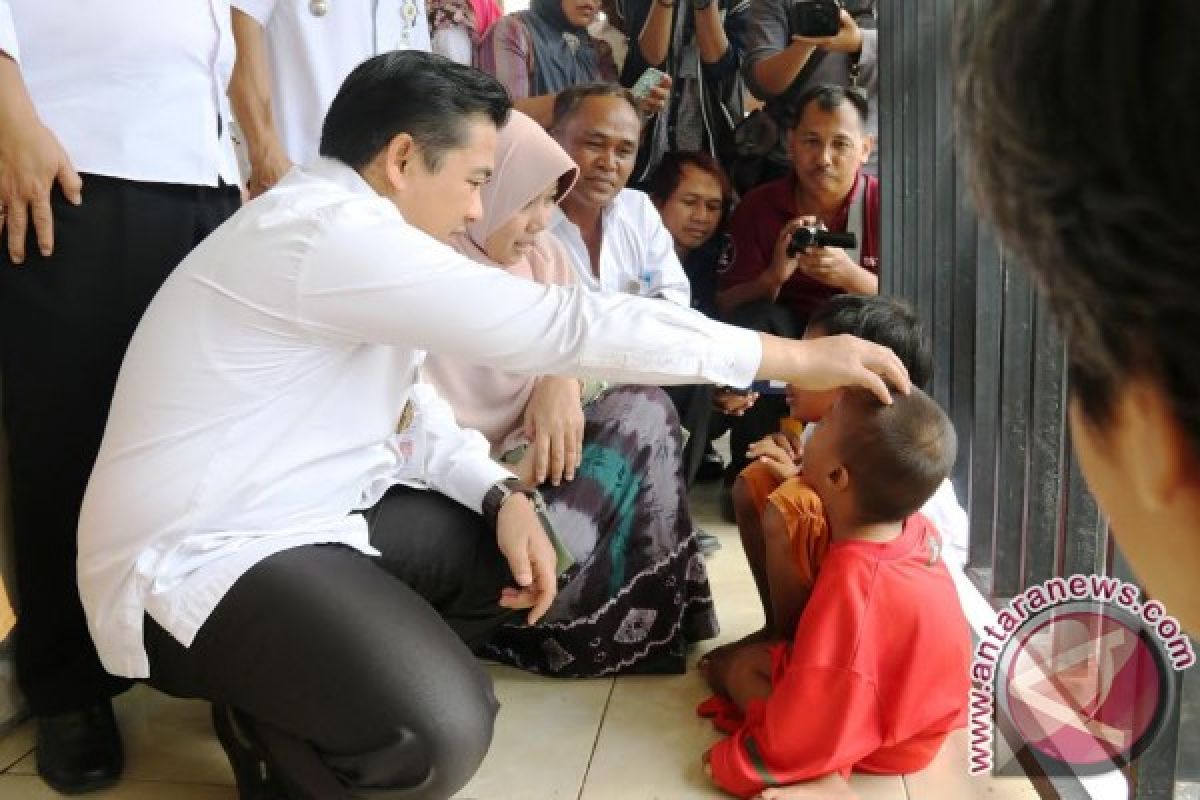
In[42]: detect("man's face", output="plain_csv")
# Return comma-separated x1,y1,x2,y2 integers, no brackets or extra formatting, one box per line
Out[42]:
561,0,599,27
393,116,497,243
554,96,641,209
657,164,725,252
788,102,872,202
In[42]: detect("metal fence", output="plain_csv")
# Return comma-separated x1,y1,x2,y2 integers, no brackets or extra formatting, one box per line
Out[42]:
877,1,1196,797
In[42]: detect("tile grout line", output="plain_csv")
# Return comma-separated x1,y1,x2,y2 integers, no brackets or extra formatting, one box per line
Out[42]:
576,676,619,800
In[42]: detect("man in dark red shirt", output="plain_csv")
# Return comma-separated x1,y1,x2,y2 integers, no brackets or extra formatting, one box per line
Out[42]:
717,84,880,486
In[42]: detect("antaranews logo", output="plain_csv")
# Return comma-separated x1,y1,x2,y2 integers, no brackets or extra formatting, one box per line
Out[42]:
968,574,1195,777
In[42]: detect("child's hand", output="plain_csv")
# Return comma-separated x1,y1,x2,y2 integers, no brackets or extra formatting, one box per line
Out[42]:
747,432,804,481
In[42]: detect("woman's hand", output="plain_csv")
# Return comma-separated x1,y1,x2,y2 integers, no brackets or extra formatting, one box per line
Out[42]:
495,493,558,624
523,376,585,486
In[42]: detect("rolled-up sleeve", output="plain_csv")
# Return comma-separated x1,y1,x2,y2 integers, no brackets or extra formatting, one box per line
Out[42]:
740,0,789,101
295,218,761,389
0,1,19,62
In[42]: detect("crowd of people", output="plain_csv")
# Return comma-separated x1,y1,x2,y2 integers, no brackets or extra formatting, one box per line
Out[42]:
4,1,1190,799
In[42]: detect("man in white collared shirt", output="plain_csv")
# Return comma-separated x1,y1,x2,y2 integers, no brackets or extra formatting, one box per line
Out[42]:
0,2,241,792
228,0,432,197
547,84,693,306
77,52,908,798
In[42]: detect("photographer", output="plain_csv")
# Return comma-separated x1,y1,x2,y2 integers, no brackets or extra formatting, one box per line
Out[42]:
740,0,877,183
716,84,878,494
620,0,750,184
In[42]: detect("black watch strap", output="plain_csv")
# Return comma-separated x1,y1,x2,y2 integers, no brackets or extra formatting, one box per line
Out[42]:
482,477,533,529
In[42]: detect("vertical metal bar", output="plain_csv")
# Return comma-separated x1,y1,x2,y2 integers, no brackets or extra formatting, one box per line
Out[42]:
992,256,1033,598
1022,296,1065,588
1061,429,1108,577
968,224,1003,593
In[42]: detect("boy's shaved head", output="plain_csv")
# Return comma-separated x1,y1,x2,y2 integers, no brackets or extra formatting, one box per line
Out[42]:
833,388,957,525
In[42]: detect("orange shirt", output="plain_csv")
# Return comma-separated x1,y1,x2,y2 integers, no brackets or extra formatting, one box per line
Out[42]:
709,514,972,798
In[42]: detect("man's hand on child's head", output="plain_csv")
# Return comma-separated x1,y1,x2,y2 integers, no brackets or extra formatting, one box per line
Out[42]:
790,334,912,406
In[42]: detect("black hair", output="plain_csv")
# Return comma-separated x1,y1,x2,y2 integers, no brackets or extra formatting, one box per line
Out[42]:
836,388,957,525
807,295,934,389
549,83,642,133
955,1,1200,454
319,50,511,171
647,151,734,226
790,84,869,131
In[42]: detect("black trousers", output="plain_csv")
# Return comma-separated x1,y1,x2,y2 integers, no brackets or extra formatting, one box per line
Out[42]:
0,175,239,714
721,300,809,481
144,486,519,800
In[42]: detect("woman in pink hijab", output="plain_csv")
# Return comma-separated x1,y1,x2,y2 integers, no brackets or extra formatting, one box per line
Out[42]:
424,111,718,676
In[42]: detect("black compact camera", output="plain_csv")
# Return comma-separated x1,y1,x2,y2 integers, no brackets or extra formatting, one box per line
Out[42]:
787,226,857,257
788,0,842,38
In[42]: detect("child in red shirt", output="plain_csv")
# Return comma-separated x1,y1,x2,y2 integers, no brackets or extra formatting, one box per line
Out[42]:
700,387,972,798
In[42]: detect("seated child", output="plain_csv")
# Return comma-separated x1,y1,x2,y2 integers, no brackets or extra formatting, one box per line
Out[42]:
728,295,967,644
700,387,972,798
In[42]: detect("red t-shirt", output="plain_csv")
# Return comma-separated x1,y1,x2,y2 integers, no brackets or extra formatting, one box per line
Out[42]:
721,172,880,318
708,514,971,798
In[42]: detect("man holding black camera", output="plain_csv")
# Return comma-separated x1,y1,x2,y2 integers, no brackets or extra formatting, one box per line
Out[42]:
716,83,878,490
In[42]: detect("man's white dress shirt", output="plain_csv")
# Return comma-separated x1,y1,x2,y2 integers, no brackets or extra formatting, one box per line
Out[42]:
550,188,692,306
233,0,432,166
0,1,239,186
78,158,760,679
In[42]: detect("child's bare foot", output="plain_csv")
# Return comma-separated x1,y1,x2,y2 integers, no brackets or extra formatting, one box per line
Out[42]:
697,626,774,675
754,773,858,799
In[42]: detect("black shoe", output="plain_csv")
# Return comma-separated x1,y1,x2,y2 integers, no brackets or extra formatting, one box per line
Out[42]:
36,701,124,795
212,704,288,800
696,449,725,483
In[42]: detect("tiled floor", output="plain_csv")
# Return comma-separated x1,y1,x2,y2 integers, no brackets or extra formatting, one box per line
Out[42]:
0,481,1043,799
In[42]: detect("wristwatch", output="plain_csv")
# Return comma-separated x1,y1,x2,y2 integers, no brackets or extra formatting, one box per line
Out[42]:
482,477,536,529
691,0,714,9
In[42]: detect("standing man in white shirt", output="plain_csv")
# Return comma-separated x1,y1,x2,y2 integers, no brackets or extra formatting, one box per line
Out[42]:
229,0,432,198
0,1,241,793
77,52,908,799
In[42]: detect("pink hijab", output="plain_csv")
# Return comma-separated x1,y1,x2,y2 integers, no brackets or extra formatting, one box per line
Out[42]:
423,111,580,455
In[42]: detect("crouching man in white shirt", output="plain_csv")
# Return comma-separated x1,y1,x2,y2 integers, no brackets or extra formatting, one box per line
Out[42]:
77,51,910,800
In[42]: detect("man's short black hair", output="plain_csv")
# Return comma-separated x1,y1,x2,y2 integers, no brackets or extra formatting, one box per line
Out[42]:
549,83,642,134
955,1,1200,455
808,295,934,389
837,388,957,525
790,84,869,131
320,51,511,171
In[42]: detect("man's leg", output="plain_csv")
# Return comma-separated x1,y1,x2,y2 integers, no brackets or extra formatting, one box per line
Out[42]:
0,177,237,792
145,488,515,799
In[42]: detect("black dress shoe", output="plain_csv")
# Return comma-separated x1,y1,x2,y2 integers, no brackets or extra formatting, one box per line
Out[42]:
212,704,288,800
36,701,123,795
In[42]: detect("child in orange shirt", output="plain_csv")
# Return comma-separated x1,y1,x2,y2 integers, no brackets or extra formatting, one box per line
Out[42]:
700,387,971,798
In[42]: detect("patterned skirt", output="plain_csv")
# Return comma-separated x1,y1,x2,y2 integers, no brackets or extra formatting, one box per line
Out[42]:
479,386,719,676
